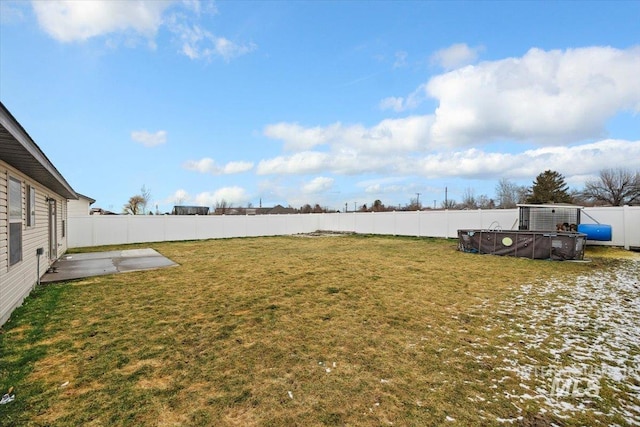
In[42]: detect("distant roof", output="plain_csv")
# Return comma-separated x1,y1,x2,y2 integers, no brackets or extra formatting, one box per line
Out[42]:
172,205,210,215
76,193,96,204
90,208,118,215
267,204,296,214
0,102,77,199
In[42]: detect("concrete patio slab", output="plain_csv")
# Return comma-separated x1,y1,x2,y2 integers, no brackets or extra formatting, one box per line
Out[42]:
41,248,178,283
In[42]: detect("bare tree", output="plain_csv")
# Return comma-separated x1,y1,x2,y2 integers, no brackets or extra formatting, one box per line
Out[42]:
140,185,152,214
476,195,495,209
123,195,145,215
441,199,457,209
581,168,640,206
215,199,231,214
516,186,530,205
495,178,527,208
407,197,421,211
460,187,477,209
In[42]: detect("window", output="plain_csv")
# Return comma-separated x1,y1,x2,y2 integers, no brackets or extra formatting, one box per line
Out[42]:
9,177,23,266
27,185,36,226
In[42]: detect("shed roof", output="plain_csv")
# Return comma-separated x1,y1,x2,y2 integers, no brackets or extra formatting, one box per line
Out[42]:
517,203,584,209
0,102,77,199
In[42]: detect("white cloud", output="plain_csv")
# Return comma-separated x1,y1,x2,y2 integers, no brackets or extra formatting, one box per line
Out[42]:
378,97,405,112
131,130,167,147
393,51,408,68
411,139,640,180
430,43,483,70
302,177,334,194
30,0,256,61
183,157,254,174
181,139,639,209
255,137,640,181
363,183,410,195
213,36,256,61
194,187,248,206
263,115,434,156
169,22,256,61
166,189,190,205
426,46,640,146
257,152,330,175
31,0,171,43
259,46,640,192
223,161,255,174
1,2,26,24
263,122,338,151
379,83,429,112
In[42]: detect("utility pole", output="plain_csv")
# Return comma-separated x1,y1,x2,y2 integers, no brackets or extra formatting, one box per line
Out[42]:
445,187,448,209
354,202,356,212
345,202,348,213
416,192,421,209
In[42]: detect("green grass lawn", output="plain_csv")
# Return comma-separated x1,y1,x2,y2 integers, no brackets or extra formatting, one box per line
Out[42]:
0,235,637,426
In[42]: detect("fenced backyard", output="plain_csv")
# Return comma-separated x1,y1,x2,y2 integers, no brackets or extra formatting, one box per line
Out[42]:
1,235,638,426
67,206,640,250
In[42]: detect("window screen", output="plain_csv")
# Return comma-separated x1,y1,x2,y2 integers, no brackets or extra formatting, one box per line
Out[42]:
27,185,36,226
9,177,23,265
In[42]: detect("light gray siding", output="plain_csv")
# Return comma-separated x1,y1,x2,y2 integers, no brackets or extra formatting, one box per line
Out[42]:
1,160,68,325
0,170,7,273
68,197,92,217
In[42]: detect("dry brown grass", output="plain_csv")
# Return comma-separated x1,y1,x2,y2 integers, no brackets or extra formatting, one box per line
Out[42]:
0,235,632,426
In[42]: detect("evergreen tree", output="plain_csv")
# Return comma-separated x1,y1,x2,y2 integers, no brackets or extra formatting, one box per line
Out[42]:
527,170,573,204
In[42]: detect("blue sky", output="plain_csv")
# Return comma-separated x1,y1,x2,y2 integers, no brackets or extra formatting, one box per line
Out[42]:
1,1,639,213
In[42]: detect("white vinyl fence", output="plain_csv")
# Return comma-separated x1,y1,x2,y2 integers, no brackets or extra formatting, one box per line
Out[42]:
68,206,640,250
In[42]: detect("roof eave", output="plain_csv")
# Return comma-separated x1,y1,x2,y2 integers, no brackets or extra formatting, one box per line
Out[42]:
0,102,78,199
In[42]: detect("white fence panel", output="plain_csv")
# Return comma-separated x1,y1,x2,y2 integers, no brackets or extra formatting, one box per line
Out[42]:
317,212,345,232
68,206,640,250
395,211,421,236
284,214,314,236
163,217,194,241
127,216,167,243
623,206,640,250
581,206,640,249
418,211,446,237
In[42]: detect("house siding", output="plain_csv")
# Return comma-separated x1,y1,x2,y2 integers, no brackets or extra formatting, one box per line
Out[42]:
68,197,92,217
0,160,68,325
0,170,7,272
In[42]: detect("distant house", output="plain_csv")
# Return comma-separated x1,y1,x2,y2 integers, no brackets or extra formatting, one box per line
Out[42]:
213,204,296,215
90,207,118,215
1,102,78,325
263,204,296,215
172,205,210,215
68,193,95,217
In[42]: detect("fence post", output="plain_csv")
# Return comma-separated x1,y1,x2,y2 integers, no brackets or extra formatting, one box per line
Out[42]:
445,209,449,239
623,205,630,250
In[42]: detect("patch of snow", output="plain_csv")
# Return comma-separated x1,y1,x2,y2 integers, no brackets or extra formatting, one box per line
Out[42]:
491,258,640,424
